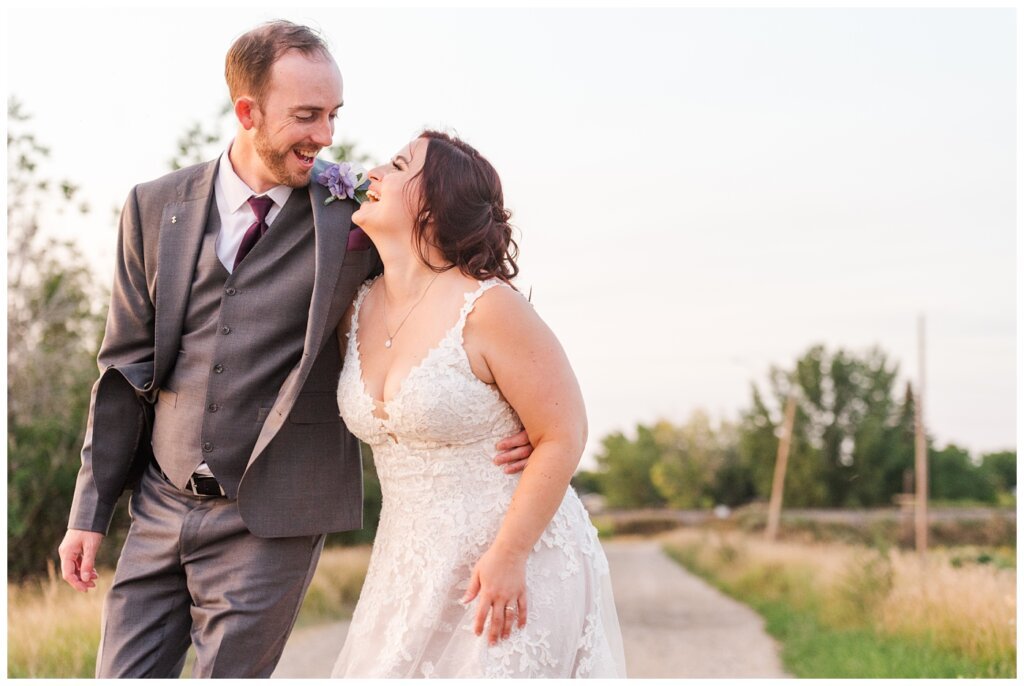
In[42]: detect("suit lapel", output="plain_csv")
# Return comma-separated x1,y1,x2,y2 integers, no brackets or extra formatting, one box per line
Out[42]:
247,165,353,464
301,170,352,366
154,160,218,382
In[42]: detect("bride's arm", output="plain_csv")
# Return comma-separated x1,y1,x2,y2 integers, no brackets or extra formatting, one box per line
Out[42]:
461,285,588,645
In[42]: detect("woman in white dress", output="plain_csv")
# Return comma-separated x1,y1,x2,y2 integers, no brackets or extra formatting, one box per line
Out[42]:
332,131,625,678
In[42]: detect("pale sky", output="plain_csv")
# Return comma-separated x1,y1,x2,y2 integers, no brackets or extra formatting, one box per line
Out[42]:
6,6,1017,466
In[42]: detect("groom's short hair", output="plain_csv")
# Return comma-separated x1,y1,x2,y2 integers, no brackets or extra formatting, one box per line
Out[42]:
226,20,332,108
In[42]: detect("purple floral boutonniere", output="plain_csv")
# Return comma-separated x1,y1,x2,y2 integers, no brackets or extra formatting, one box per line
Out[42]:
317,161,371,206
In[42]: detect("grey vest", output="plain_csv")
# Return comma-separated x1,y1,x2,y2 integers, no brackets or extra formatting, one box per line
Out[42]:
152,190,316,497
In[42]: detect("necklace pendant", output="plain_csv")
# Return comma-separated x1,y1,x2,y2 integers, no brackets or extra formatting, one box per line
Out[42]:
384,338,392,349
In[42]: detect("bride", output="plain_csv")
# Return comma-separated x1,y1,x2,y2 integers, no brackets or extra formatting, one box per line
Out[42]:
331,131,625,678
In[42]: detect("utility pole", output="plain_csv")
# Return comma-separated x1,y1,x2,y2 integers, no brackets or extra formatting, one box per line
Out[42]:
765,392,798,542
914,314,928,555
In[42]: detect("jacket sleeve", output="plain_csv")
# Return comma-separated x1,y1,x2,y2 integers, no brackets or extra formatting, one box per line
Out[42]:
68,186,156,534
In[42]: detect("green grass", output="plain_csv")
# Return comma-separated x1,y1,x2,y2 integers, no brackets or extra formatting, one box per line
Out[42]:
664,542,1014,678
749,597,984,678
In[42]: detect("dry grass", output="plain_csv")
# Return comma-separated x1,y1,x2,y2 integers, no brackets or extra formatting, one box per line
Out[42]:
7,545,373,678
663,528,1016,671
879,551,1016,665
297,544,372,624
7,561,109,678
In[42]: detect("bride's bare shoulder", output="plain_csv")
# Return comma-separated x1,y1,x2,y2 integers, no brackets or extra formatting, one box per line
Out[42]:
469,280,549,339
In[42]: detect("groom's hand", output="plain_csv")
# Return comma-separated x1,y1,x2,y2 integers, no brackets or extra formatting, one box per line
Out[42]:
493,429,533,474
58,529,104,592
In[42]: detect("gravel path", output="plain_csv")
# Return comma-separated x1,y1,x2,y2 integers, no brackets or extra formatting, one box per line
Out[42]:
272,538,789,678
604,538,789,678
273,621,349,678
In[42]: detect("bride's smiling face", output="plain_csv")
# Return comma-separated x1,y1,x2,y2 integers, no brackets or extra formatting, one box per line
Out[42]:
352,137,429,235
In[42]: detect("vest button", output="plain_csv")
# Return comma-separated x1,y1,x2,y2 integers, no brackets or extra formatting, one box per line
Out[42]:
221,326,232,335
225,287,237,296
202,442,213,452
208,403,219,413
213,364,224,374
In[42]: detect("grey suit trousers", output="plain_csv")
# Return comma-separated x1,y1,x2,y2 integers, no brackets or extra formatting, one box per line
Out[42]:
96,463,325,678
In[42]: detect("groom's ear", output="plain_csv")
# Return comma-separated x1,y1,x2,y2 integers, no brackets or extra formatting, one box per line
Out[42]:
235,97,258,131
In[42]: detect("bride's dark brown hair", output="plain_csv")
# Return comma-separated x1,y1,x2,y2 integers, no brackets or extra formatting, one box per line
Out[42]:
405,130,519,284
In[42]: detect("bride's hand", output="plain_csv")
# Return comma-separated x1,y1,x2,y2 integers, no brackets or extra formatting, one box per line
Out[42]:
461,545,529,645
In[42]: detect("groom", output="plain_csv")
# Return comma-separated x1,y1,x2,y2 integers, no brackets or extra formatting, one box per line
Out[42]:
57,21,531,678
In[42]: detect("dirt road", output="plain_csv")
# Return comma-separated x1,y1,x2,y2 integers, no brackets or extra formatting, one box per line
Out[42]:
272,538,789,678
603,538,789,677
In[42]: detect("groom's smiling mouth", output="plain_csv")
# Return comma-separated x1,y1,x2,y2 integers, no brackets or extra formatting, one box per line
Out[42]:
293,148,318,167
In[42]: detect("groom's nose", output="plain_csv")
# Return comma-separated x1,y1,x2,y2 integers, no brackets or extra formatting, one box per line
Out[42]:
311,116,334,148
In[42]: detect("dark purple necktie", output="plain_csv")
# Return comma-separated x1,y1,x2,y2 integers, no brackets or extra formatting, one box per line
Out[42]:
233,195,274,270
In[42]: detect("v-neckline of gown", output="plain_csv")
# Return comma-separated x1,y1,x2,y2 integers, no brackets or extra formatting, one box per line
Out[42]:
350,277,488,419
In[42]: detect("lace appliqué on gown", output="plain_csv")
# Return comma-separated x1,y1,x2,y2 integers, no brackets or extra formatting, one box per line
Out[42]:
331,278,626,678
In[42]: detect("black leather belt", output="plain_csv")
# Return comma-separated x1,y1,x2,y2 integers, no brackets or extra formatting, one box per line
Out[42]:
159,467,226,497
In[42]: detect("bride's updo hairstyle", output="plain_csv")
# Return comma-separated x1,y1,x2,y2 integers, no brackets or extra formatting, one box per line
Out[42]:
408,130,519,283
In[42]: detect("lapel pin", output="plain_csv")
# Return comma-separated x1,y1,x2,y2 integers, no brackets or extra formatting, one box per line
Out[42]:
171,216,177,224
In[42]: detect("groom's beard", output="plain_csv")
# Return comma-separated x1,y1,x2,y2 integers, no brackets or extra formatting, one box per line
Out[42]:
254,125,313,188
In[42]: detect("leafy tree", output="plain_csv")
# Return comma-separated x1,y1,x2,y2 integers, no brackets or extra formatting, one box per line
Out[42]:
169,103,234,170
588,344,1004,512
7,98,113,579
979,450,1016,497
736,384,781,500
587,413,751,509
570,469,603,495
930,444,997,503
649,412,732,509
593,426,666,508
876,381,918,501
710,423,755,507
738,369,828,507
738,344,910,507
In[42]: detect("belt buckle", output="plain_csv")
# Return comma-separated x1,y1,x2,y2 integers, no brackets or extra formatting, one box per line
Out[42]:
188,473,226,497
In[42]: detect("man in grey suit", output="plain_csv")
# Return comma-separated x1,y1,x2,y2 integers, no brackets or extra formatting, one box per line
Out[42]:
57,21,531,678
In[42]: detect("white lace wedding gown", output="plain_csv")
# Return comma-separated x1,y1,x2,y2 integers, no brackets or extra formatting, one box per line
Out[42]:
331,278,626,678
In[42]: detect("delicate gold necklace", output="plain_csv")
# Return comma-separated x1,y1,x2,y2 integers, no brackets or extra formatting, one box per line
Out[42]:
381,272,442,349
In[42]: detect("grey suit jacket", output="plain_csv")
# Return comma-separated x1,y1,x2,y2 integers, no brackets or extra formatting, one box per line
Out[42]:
68,158,378,538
